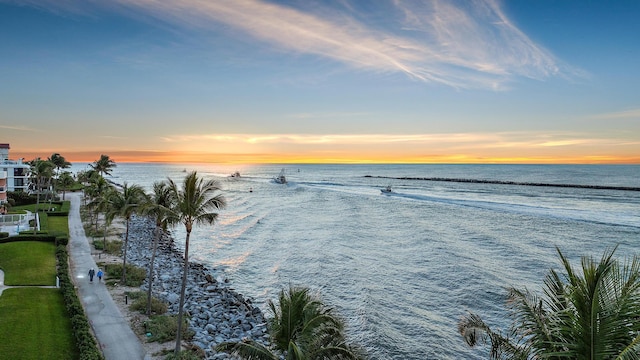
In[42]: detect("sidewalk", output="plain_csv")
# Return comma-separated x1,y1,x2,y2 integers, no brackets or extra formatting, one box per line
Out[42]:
66,192,148,360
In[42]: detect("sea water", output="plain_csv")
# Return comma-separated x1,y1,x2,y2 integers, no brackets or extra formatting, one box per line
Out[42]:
72,163,640,359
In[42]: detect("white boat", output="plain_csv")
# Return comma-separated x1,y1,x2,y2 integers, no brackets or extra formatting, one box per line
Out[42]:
273,169,287,184
380,185,393,193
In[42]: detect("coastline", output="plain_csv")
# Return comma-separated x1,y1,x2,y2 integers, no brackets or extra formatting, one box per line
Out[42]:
96,215,270,359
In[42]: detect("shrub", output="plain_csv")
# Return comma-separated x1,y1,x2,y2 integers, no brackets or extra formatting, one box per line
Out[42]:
163,346,206,360
0,234,56,244
7,191,36,206
92,240,105,250
103,263,147,286
143,315,194,343
103,240,122,255
55,235,69,246
130,295,168,315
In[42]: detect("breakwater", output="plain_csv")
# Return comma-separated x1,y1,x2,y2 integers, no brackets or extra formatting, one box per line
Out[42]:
123,216,270,359
364,175,640,191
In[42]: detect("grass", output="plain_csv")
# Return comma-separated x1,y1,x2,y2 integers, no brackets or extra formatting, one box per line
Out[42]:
0,288,78,360
48,216,70,236
0,241,57,285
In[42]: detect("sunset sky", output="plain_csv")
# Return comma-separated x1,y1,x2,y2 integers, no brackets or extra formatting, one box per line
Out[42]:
1,0,639,164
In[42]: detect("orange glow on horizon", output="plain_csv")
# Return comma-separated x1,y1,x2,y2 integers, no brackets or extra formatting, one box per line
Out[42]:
9,150,640,165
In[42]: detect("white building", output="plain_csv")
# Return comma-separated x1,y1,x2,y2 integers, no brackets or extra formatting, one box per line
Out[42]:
0,144,30,196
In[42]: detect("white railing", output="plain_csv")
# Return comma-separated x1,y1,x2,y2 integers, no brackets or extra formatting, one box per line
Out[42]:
0,214,27,225
0,212,33,235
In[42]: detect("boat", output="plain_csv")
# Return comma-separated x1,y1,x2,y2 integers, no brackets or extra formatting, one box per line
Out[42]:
229,171,241,178
273,169,287,184
380,185,393,193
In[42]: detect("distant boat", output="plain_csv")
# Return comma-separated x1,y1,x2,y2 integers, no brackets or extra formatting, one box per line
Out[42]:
182,168,187,172
273,169,287,184
229,171,241,178
380,185,393,193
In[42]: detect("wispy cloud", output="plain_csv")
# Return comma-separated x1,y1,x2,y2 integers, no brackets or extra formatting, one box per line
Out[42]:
124,0,571,89
0,124,38,132
18,0,576,89
160,131,623,148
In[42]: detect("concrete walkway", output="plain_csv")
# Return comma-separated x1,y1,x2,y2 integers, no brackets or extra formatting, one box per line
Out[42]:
66,192,148,360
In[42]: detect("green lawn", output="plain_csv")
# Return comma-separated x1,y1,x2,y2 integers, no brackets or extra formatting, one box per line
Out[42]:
0,241,57,285
48,216,70,235
0,288,78,360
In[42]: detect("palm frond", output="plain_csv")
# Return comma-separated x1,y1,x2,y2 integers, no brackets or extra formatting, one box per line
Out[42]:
216,340,278,360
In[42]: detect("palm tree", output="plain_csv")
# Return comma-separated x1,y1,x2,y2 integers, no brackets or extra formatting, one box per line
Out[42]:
166,171,226,355
459,246,640,359
29,158,54,233
91,154,116,177
48,153,71,179
56,171,75,200
106,182,147,284
142,181,177,315
217,286,363,360
86,175,113,233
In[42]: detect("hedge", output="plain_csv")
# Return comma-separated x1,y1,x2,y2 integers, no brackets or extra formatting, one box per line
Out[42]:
56,245,104,360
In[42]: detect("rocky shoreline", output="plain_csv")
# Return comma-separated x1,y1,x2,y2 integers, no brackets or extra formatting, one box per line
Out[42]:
121,215,270,359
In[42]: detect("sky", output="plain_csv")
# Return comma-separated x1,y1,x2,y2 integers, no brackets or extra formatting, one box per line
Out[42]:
1,0,639,164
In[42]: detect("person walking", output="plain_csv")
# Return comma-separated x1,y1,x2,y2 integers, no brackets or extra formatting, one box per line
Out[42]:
88,268,95,282
97,269,103,282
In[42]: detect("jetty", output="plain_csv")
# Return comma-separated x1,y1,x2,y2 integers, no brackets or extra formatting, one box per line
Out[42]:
364,175,640,192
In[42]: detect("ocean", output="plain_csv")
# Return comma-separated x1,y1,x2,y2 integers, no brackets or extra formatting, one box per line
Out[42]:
71,163,640,359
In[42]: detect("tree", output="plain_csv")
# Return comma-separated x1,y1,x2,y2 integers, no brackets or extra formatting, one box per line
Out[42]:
142,181,177,315
106,182,147,284
56,171,75,200
48,153,71,179
217,286,364,360
85,175,113,233
29,158,54,233
91,154,116,177
459,246,640,359
167,171,226,355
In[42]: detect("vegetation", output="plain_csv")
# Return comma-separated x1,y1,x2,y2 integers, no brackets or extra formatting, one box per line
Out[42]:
459,246,640,359
57,171,76,200
105,182,148,283
217,286,364,360
143,315,195,343
29,158,55,228
91,154,117,177
56,244,104,360
166,171,227,355
130,292,168,315
0,288,77,360
142,181,176,315
100,262,147,287
0,241,57,285
0,153,108,360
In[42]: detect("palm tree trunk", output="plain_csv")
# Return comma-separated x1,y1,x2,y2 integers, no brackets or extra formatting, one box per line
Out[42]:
174,230,191,355
121,217,130,283
147,225,160,315
103,220,108,252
